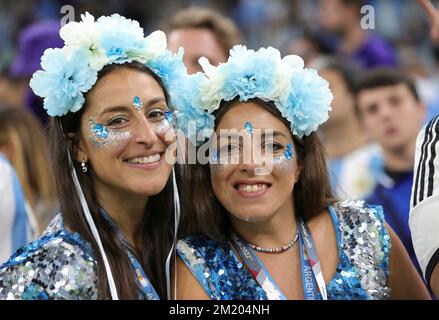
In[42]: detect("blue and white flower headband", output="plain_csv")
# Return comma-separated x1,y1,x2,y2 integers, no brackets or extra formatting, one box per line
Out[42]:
177,45,333,143
29,12,195,118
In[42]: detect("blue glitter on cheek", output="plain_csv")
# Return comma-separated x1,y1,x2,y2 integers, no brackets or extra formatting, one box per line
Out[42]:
245,121,253,135
133,96,143,113
165,111,174,124
88,116,132,149
284,143,294,160
89,121,110,146
210,149,219,164
93,124,108,140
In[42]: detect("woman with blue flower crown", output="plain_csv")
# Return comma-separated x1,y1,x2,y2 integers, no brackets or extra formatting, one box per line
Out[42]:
0,13,195,300
173,45,430,300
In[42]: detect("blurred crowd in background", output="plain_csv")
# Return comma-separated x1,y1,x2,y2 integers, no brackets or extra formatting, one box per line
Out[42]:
2,0,439,119
0,0,438,296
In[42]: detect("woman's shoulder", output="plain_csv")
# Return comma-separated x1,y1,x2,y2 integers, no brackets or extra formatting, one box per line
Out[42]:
177,234,232,267
331,200,391,300
177,234,266,300
0,214,98,300
331,200,390,253
332,200,386,229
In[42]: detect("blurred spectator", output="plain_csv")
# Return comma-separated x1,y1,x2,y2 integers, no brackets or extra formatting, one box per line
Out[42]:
286,29,332,67
9,19,63,125
318,0,398,69
0,67,27,108
314,56,383,200
0,107,57,234
0,151,35,263
354,69,426,276
166,6,243,73
417,44,439,122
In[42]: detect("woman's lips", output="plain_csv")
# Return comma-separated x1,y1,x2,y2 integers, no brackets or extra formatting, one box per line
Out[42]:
233,182,271,198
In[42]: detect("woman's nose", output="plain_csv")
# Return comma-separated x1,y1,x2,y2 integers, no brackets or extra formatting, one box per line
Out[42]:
134,118,159,146
239,144,265,175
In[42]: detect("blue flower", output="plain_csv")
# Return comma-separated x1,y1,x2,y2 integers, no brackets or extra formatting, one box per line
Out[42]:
148,48,215,145
174,73,215,146
220,46,277,102
30,48,97,117
97,14,146,64
280,68,333,138
147,48,187,99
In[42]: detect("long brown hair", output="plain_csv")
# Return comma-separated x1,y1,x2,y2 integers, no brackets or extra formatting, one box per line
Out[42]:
180,98,336,242
50,61,177,299
0,106,57,230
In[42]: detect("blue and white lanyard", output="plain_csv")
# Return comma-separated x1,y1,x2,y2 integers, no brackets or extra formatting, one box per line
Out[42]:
231,219,327,300
100,208,160,300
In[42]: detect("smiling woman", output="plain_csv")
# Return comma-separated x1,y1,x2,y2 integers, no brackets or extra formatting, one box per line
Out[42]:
174,45,431,300
0,13,194,300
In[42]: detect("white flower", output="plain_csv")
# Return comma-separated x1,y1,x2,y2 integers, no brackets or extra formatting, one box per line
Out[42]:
274,55,305,103
198,57,225,113
60,12,108,70
60,12,98,48
96,13,144,41
142,30,168,62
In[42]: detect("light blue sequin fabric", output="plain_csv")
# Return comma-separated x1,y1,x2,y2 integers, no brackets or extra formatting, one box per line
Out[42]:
177,200,391,300
0,214,98,300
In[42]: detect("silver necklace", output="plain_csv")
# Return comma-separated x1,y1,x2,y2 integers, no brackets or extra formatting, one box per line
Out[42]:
235,229,299,254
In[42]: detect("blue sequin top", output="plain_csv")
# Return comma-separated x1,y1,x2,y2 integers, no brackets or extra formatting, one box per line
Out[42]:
177,200,392,300
0,214,98,300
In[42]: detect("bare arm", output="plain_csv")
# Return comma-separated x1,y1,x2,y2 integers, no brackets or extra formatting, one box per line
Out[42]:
418,0,439,44
172,257,210,300
386,223,431,299
431,263,439,297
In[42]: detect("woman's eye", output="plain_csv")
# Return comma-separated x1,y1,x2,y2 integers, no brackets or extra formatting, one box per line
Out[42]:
107,117,128,126
220,144,239,155
264,142,283,152
148,109,165,120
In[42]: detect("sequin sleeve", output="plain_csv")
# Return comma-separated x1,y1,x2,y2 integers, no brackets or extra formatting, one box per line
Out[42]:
334,200,391,300
176,236,222,299
0,230,98,300
176,235,267,300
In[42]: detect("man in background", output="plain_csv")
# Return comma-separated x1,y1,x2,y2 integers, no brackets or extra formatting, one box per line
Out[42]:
315,57,383,200
166,6,243,74
354,69,426,276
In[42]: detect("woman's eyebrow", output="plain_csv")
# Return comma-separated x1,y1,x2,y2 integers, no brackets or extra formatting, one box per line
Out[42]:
216,130,289,141
99,97,167,117
99,105,129,117
144,97,167,109
261,131,289,140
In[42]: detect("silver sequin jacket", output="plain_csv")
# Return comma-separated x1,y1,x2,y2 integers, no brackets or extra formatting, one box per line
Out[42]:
0,214,98,300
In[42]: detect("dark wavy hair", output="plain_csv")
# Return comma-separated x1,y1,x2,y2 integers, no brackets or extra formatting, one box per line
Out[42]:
179,97,336,243
49,61,179,299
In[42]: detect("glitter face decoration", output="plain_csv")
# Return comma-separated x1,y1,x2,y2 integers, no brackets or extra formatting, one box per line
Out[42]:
245,121,253,135
153,110,174,135
284,143,294,160
88,117,132,148
269,142,295,174
210,149,219,164
165,111,174,124
133,96,144,113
